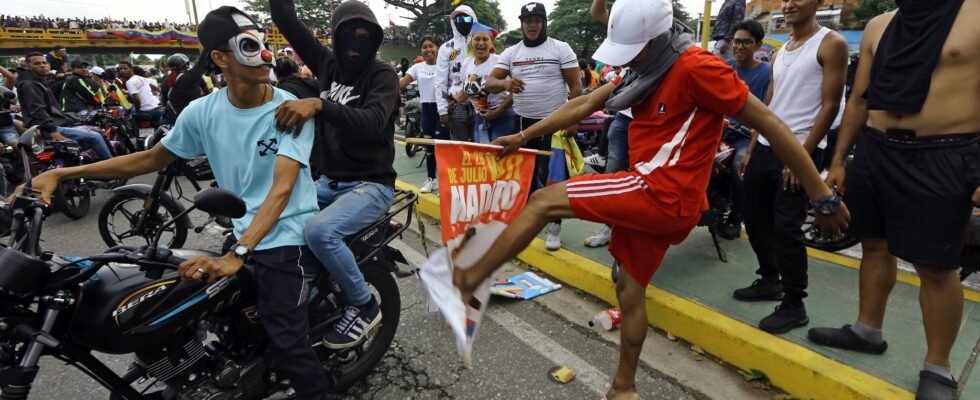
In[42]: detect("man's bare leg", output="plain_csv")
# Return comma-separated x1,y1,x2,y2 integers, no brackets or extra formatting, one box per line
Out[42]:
606,264,646,400
857,238,898,328
915,265,963,368
453,183,577,299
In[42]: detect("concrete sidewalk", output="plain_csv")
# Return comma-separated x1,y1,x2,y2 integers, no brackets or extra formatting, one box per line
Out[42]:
393,141,980,399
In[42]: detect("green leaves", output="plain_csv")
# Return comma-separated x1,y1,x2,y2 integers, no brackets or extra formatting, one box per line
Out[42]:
848,0,897,29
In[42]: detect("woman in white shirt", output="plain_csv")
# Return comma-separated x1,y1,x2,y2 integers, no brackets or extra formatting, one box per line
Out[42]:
455,26,514,144
399,36,445,193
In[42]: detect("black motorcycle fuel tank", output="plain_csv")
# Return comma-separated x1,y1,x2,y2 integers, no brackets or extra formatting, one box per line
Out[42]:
69,263,246,354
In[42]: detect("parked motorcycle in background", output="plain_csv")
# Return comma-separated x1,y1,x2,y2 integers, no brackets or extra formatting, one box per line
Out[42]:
401,82,423,158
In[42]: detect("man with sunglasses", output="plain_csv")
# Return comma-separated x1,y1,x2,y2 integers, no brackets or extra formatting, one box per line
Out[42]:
734,0,848,334
434,6,478,142
23,7,331,399
271,0,400,350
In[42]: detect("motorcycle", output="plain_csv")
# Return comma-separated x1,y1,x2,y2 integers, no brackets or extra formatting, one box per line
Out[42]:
0,126,420,398
401,83,423,158
697,125,745,262
68,107,139,155
98,126,231,249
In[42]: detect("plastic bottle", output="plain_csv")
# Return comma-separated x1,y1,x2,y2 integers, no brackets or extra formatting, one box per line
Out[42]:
589,308,622,331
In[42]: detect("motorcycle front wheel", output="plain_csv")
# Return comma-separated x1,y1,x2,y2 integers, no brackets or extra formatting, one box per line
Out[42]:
310,261,400,392
98,192,188,248
52,178,92,220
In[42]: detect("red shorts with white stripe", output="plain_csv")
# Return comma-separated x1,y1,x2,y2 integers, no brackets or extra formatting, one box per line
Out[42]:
566,171,700,286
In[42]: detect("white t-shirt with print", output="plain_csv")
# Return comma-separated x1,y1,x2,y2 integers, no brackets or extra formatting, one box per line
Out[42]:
495,38,577,119
407,62,438,104
460,54,509,110
125,75,160,111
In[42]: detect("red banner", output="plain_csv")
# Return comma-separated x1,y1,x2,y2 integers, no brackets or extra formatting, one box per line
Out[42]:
435,142,536,246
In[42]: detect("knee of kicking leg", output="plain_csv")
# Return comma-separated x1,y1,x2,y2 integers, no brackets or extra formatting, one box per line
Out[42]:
527,185,569,220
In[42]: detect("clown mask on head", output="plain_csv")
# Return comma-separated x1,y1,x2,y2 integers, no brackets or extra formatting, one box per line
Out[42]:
225,13,275,67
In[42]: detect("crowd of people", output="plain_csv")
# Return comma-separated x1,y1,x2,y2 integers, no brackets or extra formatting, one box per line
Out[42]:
0,15,196,31
2,0,976,399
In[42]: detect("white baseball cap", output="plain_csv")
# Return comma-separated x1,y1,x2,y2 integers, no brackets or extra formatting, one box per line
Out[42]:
592,0,673,67
89,66,105,76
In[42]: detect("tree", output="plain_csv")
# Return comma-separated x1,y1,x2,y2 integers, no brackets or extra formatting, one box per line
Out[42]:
242,0,339,30
134,54,152,65
672,1,694,29
393,0,506,38
549,0,695,57
848,0,896,29
548,0,607,57
500,29,523,46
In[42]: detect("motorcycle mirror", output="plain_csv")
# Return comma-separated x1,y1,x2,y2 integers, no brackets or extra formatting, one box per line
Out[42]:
193,188,246,219
17,125,41,151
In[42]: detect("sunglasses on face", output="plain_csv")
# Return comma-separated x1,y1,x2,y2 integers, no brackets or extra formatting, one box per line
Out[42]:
732,39,756,47
454,15,473,23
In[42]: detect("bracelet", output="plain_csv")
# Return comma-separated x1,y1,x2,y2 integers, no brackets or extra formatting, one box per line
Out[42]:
518,131,527,145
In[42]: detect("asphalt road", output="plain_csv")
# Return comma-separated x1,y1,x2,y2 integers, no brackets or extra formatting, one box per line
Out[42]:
18,173,773,400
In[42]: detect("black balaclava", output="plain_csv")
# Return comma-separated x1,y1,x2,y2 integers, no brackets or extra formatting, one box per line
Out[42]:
519,2,548,47
335,19,378,72
453,14,474,37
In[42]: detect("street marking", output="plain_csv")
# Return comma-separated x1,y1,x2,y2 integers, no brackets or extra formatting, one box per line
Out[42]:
388,239,610,396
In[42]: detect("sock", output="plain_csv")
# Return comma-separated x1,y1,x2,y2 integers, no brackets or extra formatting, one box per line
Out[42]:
923,362,955,381
851,320,883,344
357,295,377,310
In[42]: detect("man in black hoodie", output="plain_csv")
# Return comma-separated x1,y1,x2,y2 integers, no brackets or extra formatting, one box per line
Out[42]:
270,0,399,349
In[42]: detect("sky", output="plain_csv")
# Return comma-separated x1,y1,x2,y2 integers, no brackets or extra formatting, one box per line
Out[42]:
6,0,718,34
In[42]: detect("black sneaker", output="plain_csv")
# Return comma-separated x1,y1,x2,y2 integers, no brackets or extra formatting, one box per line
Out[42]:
718,218,742,240
322,296,382,350
759,303,808,334
916,370,958,400
807,324,888,354
733,279,784,302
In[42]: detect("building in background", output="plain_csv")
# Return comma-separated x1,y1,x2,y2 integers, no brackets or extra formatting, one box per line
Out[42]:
746,0,858,32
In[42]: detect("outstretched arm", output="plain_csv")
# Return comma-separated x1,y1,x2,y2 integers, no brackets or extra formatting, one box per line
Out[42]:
269,0,331,74
491,84,613,155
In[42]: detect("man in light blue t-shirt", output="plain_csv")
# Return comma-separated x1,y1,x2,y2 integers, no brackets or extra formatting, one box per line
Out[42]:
25,7,331,399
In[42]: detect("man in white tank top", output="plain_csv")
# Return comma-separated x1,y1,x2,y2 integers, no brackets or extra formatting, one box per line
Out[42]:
734,0,849,335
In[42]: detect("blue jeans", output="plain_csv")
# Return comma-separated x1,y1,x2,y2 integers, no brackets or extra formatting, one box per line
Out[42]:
473,107,516,144
421,103,450,179
606,113,632,173
304,176,395,305
56,126,112,160
0,125,18,144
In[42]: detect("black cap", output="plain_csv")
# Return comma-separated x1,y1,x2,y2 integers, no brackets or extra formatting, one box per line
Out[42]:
197,6,261,51
69,60,89,69
519,2,547,20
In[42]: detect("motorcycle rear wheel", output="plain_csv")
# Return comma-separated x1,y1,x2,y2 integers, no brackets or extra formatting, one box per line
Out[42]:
310,261,400,392
52,179,92,220
404,121,420,157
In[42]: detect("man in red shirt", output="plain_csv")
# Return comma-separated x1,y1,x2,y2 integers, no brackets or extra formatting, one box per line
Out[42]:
453,0,849,397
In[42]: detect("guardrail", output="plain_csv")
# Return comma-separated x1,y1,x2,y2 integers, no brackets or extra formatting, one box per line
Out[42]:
0,27,328,48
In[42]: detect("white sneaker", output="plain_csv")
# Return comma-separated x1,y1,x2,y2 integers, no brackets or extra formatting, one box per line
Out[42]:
584,225,612,248
420,178,435,194
584,153,606,168
545,222,561,251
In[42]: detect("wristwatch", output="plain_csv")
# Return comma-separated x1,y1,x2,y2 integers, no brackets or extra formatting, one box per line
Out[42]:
812,191,842,215
231,243,252,263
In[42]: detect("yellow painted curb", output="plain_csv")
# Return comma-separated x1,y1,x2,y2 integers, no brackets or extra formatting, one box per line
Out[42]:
396,178,913,400
738,232,980,303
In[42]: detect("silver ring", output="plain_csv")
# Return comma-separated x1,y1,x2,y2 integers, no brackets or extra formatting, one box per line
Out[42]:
196,268,206,274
